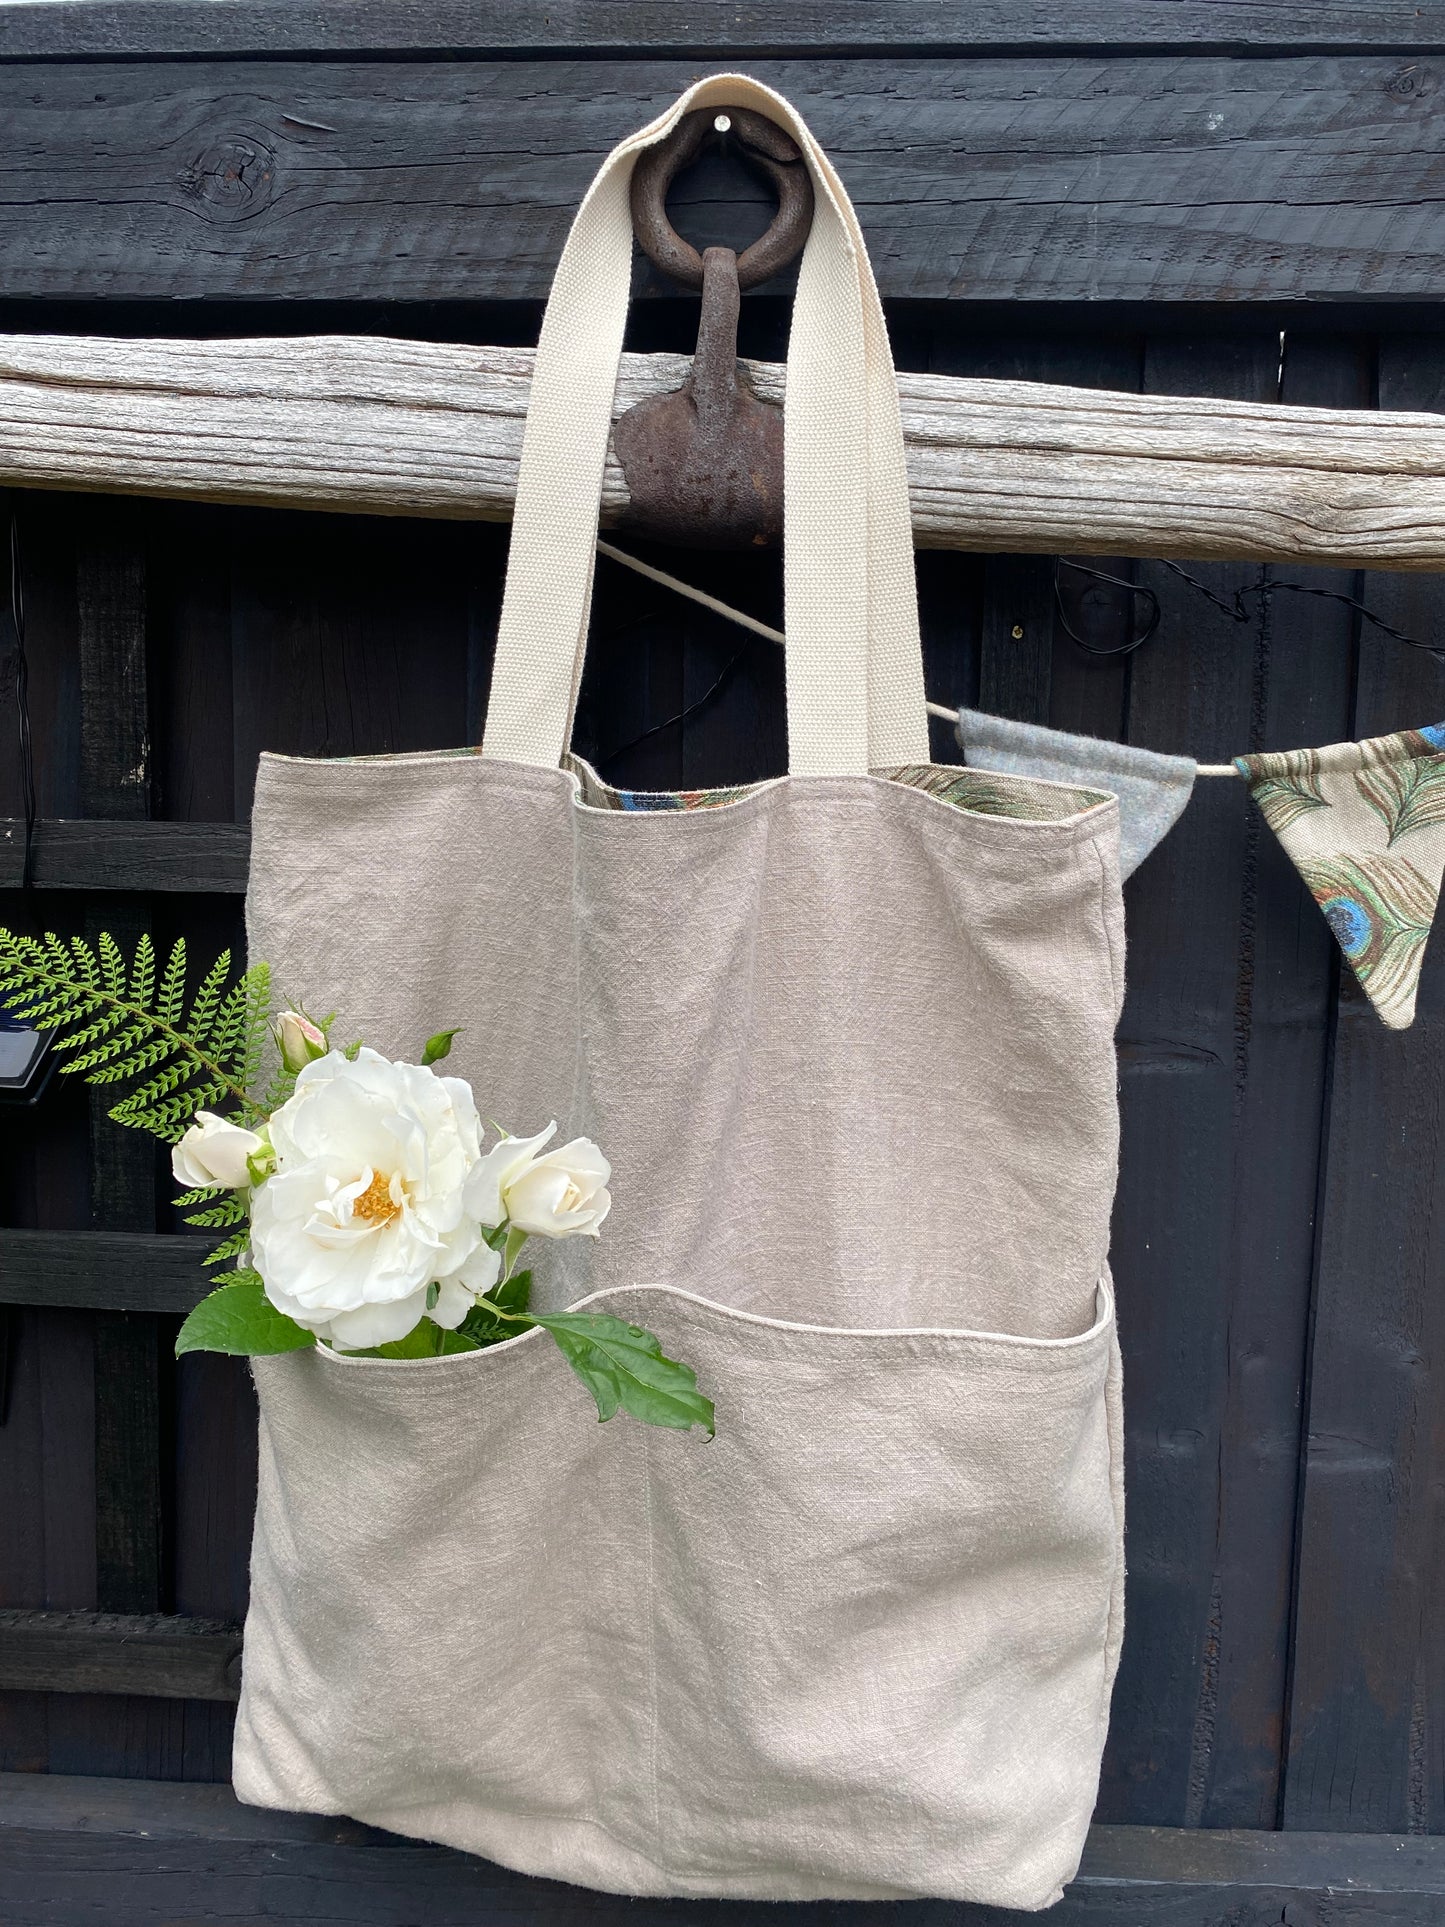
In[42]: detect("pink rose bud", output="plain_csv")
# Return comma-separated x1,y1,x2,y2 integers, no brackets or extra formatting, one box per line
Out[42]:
276,1009,327,1074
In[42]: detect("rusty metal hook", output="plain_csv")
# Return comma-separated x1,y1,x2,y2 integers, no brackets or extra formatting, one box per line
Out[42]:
630,106,815,292
615,106,815,547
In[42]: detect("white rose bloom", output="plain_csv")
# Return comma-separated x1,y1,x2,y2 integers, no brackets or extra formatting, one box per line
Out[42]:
173,1111,267,1191
467,1123,612,1240
250,1048,491,1350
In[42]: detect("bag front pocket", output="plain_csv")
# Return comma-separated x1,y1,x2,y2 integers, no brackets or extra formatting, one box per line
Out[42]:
234,1281,1122,1910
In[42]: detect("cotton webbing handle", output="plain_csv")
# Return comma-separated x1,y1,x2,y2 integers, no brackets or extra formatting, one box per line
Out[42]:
480,75,930,778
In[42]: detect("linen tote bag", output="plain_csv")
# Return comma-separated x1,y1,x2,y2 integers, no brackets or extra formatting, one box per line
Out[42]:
233,74,1128,1911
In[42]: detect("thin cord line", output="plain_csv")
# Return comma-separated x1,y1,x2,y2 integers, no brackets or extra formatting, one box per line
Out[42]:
597,538,962,728
596,539,1243,775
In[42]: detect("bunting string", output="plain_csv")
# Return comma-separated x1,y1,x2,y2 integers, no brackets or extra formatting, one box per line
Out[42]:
594,539,1445,1030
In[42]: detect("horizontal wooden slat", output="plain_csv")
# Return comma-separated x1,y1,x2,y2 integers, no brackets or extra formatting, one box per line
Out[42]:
4,3,1445,60
8,332,1445,567
1,1775,1442,1925
4,58,1445,304
0,1231,209,1315
0,819,249,892
0,1612,241,1702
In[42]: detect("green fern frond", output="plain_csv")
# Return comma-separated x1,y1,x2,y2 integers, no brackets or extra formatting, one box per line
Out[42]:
185,1196,247,1230
157,940,187,1028
210,1265,264,1291
129,932,156,1010
184,950,232,1052
174,1185,225,1210
204,1227,251,1266
98,932,125,997
0,929,271,1143
258,1058,301,1118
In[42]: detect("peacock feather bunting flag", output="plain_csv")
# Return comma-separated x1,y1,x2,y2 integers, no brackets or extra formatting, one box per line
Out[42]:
1236,723,1445,1029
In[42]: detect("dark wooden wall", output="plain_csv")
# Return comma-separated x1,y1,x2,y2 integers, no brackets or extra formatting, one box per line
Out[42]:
0,6,1442,1922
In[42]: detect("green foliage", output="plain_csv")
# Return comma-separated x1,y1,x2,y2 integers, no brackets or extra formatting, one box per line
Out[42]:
0,930,272,1141
460,1268,533,1348
176,1274,315,1358
359,1322,481,1359
533,1312,715,1434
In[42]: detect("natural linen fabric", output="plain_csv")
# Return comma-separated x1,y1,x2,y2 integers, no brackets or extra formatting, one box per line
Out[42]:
233,75,1128,1912
1236,722,1445,1029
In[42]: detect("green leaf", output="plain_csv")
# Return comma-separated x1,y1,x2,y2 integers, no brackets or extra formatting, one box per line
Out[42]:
494,1267,532,1317
175,1275,314,1358
421,1027,462,1066
356,1319,480,1360
533,1312,715,1434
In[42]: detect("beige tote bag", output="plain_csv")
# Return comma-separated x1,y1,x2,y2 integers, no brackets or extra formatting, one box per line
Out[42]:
233,74,1128,1911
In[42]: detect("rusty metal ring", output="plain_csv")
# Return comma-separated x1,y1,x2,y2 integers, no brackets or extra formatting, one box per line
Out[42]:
630,106,815,292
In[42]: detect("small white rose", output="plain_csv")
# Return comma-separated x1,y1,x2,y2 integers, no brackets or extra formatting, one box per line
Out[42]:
464,1123,559,1229
503,1133,612,1240
172,1111,267,1191
276,1009,328,1074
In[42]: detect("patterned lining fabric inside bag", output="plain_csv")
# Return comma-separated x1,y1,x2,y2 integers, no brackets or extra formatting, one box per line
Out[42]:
566,755,1113,823
1236,722,1445,1030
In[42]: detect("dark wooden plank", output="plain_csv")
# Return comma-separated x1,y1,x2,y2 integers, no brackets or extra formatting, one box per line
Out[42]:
0,1231,208,1315
2,1776,1444,1926
1282,331,1445,1834
1098,325,1333,1829
5,2,1445,60
228,510,478,818
928,326,1146,735
978,555,1054,725
75,505,164,1622
0,820,249,893
0,1613,240,1702
6,57,1445,304
147,502,238,826
0,492,96,1782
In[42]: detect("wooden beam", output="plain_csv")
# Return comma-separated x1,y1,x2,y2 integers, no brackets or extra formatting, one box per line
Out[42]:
6,5,1445,61
6,332,1445,568
1,1774,1443,1925
0,1231,211,1315
0,1612,241,1702
3,58,1445,304
0,819,250,892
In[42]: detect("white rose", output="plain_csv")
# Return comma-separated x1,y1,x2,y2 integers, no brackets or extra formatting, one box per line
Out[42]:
467,1123,612,1240
250,1048,491,1350
275,1009,327,1074
172,1111,267,1191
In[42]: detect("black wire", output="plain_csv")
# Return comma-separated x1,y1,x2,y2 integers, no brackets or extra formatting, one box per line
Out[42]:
7,507,36,892
1056,553,1445,668
1156,558,1445,663
1053,559,1161,657
597,643,751,777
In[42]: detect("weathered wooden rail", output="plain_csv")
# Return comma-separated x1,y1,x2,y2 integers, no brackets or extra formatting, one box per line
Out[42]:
6,332,1445,566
